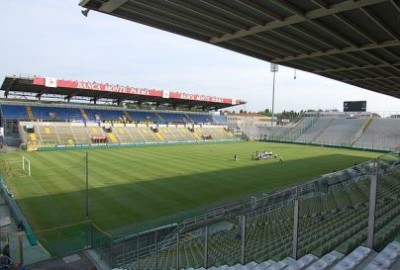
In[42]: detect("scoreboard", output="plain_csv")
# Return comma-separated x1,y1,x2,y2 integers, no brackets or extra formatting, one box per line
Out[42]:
343,101,367,112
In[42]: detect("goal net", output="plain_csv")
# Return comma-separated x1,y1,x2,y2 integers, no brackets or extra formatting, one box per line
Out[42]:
22,156,31,176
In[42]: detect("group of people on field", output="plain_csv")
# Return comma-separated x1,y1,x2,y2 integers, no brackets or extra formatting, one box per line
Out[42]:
233,151,283,163
252,151,282,162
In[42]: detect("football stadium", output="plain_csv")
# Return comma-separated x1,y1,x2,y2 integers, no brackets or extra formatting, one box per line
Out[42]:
1,1,400,270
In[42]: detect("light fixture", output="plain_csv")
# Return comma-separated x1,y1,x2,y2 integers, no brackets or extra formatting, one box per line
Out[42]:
81,8,90,17
270,63,279,127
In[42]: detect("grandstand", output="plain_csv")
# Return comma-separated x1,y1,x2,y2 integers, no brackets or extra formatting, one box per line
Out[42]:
0,76,243,150
239,112,400,152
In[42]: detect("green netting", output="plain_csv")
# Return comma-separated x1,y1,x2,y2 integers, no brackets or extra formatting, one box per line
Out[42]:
33,221,90,257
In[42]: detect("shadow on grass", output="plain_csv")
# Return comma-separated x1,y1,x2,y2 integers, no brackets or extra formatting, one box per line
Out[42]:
14,153,372,254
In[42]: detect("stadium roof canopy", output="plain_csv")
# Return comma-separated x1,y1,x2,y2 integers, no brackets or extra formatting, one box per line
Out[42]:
79,0,400,99
0,76,244,110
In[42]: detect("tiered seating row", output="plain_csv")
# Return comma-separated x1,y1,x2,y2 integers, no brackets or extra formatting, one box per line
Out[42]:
146,241,399,270
119,173,400,270
19,122,237,148
0,103,226,124
355,118,400,150
241,116,400,151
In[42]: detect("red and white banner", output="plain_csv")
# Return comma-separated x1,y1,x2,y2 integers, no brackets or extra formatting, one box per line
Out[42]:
45,77,57,88
32,77,241,105
162,90,170,99
169,92,234,104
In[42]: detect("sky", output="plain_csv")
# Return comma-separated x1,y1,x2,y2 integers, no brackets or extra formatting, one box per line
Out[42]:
1,1,400,115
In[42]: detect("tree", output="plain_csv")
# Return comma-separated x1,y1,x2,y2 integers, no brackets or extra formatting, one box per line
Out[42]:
259,108,272,116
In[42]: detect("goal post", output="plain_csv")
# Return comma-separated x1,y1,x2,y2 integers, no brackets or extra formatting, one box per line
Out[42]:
22,156,31,176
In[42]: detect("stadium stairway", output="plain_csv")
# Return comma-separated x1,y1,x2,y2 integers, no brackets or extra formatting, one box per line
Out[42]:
26,106,35,121
156,112,165,123
80,108,89,121
115,126,132,143
171,241,400,270
29,133,37,143
124,111,133,122
311,118,334,142
349,118,373,146
192,130,202,140
155,132,166,142
107,132,119,143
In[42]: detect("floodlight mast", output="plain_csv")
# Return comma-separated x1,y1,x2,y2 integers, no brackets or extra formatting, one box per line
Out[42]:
270,63,279,127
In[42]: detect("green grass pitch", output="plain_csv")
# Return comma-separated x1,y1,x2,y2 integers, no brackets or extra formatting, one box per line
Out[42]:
1,141,380,235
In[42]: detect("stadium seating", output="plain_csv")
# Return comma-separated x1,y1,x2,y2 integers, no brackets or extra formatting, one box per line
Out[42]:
113,163,400,270
128,111,161,123
313,118,367,146
296,118,333,143
0,104,29,120
0,101,236,150
1,102,222,124
31,106,83,121
280,116,318,141
53,124,76,145
239,114,400,151
198,126,235,140
17,121,236,149
34,123,59,146
118,241,400,269
6,103,400,151
186,113,213,124
212,115,228,125
364,241,400,269
238,116,318,142
113,125,133,144
354,118,400,150
158,112,191,124
85,108,125,121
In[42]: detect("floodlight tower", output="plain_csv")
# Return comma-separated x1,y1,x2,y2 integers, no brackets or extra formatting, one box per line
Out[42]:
270,63,279,126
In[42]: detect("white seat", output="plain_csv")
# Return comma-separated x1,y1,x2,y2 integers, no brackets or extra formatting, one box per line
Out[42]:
305,251,342,270
320,253,337,264
285,254,318,270
387,241,400,255
381,249,397,261
347,252,363,264
297,254,317,266
244,261,258,269
253,261,272,269
266,260,287,270
364,241,400,270
365,255,391,270
332,258,356,270
306,260,329,270
353,246,370,257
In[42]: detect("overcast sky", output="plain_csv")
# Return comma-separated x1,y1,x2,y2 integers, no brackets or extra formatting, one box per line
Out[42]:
1,1,400,115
